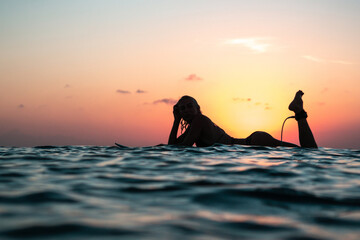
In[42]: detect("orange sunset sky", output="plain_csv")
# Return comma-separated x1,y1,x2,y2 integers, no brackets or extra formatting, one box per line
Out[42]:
1,0,359,149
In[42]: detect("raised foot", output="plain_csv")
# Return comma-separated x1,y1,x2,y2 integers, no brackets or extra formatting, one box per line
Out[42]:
289,90,304,114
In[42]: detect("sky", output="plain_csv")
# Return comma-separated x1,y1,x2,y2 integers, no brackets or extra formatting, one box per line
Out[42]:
0,0,359,149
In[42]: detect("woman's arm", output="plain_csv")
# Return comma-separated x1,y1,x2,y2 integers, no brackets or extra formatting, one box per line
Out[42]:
168,118,181,145
176,115,203,146
168,104,182,145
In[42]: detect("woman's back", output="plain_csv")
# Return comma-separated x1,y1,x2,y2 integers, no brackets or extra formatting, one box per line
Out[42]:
194,115,233,147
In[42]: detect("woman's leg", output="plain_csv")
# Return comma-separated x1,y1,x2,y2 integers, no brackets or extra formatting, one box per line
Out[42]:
289,91,318,148
245,91,318,148
233,90,317,148
236,131,298,147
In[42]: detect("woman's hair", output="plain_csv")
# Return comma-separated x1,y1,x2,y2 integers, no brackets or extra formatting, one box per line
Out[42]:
177,96,201,134
180,119,188,134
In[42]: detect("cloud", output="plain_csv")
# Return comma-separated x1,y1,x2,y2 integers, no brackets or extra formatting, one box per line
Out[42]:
224,37,273,53
18,104,24,109
116,89,148,94
116,89,131,94
321,88,329,94
302,55,357,65
331,60,356,65
233,98,271,109
233,98,251,102
64,84,70,88
185,74,203,81
136,89,147,94
302,55,326,63
153,98,177,105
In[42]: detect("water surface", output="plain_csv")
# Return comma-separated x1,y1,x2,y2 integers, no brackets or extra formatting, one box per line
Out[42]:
1,145,360,239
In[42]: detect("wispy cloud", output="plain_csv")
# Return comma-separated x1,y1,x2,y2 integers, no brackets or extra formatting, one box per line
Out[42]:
224,37,273,53
331,60,356,65
302,55,325,63
116,89,131,94
233,98,271,110
302,55,357,65
185,74,203,81
153,98,177,105
321,88,329,94
233,97,251,102
136,89,147,94
64,84,71,88
116,89,148,94
18,104,24,109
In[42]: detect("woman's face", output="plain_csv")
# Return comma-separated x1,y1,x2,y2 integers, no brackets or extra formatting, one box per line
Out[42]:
177,98,199,122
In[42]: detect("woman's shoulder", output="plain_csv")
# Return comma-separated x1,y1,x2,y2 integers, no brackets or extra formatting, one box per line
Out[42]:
193,114,214,125
194,114,211,121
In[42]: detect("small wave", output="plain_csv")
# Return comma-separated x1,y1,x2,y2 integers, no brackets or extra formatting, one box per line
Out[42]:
97,174,166,184
0,172,28,178
184,179,229,187
47,166,90,174
192,187,360,209
121,184,187,193
21,155,53,161
1,223,142,238
0,191,78,204
165,223,202,235
193,211,297,232
313,215,360,228
231,167,298,177
220,187,360,207
0,172,28,183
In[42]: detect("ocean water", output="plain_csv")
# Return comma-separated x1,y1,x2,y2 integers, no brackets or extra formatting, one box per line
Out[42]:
0,145,360,240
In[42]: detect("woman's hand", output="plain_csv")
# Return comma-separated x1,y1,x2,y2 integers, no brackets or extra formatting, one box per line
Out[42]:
173,104,181,121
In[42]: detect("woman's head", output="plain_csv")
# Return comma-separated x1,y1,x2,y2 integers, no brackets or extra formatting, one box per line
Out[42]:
176,96,201,122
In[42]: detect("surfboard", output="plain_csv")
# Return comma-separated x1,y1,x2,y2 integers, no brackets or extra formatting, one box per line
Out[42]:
114,142,166,148
114,143,128,149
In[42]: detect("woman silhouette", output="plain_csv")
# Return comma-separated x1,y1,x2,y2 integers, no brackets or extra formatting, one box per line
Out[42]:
168,91,317,148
